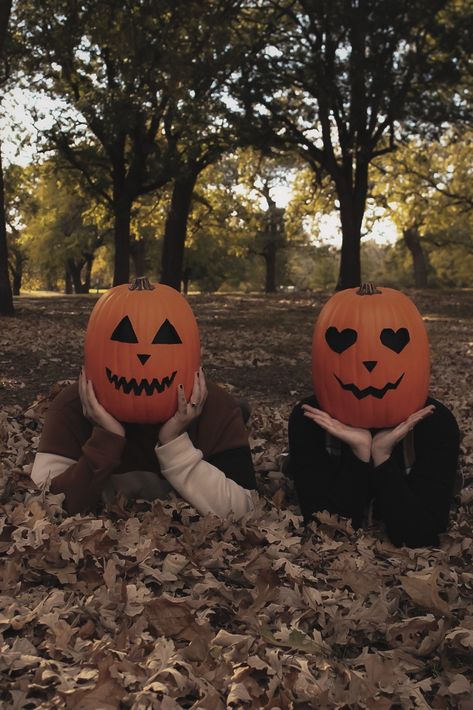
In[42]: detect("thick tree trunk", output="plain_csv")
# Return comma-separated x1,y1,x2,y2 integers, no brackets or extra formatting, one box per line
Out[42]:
67,256,93,293
335,167,368,290
263,243,277,293
0,3,13,314
263,200,285,293
12,271,21,296
10,254,22,295
67,258,82,293
8,245,23,296
113,196,132,286
82,253,93,293
0,144,13,315
403,226,429,288
160,172,198,291
64,268,73,294
130,239,146,279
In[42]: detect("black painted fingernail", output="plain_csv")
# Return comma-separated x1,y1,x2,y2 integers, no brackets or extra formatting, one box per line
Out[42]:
179,384,183,389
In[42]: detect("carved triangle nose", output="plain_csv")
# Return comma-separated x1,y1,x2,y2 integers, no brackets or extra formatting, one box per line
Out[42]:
137,353,150,365
363,360,377,372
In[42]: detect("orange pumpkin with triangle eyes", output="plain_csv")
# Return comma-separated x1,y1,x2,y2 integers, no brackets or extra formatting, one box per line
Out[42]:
84,277,200,423
312,284,430,428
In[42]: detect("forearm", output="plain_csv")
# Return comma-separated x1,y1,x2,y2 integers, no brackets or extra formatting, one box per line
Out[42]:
32,427,126,514
155,433,254,519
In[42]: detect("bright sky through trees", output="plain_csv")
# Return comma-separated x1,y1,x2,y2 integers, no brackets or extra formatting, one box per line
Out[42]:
1,87,399,246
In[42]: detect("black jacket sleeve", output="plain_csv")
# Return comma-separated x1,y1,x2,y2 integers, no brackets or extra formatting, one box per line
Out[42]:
372,399,460,547
288,397,372,527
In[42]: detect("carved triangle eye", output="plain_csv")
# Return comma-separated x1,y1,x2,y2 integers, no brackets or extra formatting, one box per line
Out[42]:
152,319,182,345
111,316,138,343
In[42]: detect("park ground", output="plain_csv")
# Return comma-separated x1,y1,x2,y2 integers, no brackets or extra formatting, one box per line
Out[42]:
1,290,473,707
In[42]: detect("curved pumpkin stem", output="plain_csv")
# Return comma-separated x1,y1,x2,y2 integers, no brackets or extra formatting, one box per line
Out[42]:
356,283,381,296
129,276,155,291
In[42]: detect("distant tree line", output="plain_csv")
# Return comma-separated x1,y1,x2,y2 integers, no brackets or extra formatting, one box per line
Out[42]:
0,0,471,313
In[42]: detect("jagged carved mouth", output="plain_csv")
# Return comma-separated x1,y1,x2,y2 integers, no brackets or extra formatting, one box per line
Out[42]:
334,373,404,400
106,367,177,396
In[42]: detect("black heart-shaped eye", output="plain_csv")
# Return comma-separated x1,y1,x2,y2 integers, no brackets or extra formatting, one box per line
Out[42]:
111,316,138,343
325,327,357,353
152,319,182,345
380,328,410,353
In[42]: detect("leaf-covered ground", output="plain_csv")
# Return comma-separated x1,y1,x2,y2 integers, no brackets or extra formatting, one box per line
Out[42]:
1,290,473,709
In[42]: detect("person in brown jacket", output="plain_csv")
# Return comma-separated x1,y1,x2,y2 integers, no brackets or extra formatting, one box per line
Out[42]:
31,280,256,518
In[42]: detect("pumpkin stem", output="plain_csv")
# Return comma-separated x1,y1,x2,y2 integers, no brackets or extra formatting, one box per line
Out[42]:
129,276,155,291
356,283,381,296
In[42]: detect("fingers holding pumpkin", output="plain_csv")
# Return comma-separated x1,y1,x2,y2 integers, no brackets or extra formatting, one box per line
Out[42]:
79,366,125,437
188,367,207,412
397,404,435,435
176,384,188,417
79,367,96,420
79,367,88,417
302,405,339,432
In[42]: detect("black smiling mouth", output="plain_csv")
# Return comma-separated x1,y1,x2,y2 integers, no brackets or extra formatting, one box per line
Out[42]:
106,367,177,396
334,373,405,400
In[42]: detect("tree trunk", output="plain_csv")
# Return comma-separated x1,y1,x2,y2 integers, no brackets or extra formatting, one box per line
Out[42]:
64,267,73,294
403,226,429,288
113,196,132,286
12,271,21,296
182,267,192,295
0,144,13,315
335,167,368,290
10,252,23,295
263,243,277,293
160,172,198,291
130,238,146,278
67,258,83,293
8,244,24,296
0,3,13,314
82,253,93,293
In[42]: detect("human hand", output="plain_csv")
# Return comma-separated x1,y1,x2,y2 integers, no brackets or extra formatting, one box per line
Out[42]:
302,404,372,462
371,404,435,467
158,367,207,445
79,367,125,437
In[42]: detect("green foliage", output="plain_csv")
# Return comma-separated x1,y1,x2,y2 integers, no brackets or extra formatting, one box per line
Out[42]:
371,131,473,286
13,160,102,290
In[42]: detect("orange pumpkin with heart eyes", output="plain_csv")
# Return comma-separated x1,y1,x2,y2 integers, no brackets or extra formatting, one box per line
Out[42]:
84,276,200,423
312,284,430,428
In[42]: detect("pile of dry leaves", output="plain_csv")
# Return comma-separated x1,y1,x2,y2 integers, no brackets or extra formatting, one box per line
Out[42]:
1,291,472,708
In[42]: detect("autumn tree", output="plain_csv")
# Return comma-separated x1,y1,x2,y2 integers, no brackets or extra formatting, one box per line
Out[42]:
0,0,13,315
234,0,469,289
182,157,263,292
236,150,299,292
15,0,259,288
17,161,104,292
372,131,473,287
4,163,37,294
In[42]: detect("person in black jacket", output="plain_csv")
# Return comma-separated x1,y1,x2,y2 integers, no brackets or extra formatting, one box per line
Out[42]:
288,396,460,547
288,281,460,547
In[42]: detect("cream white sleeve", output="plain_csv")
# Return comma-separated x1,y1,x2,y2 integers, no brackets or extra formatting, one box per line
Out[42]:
31,452,78,487
155,433,254,519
